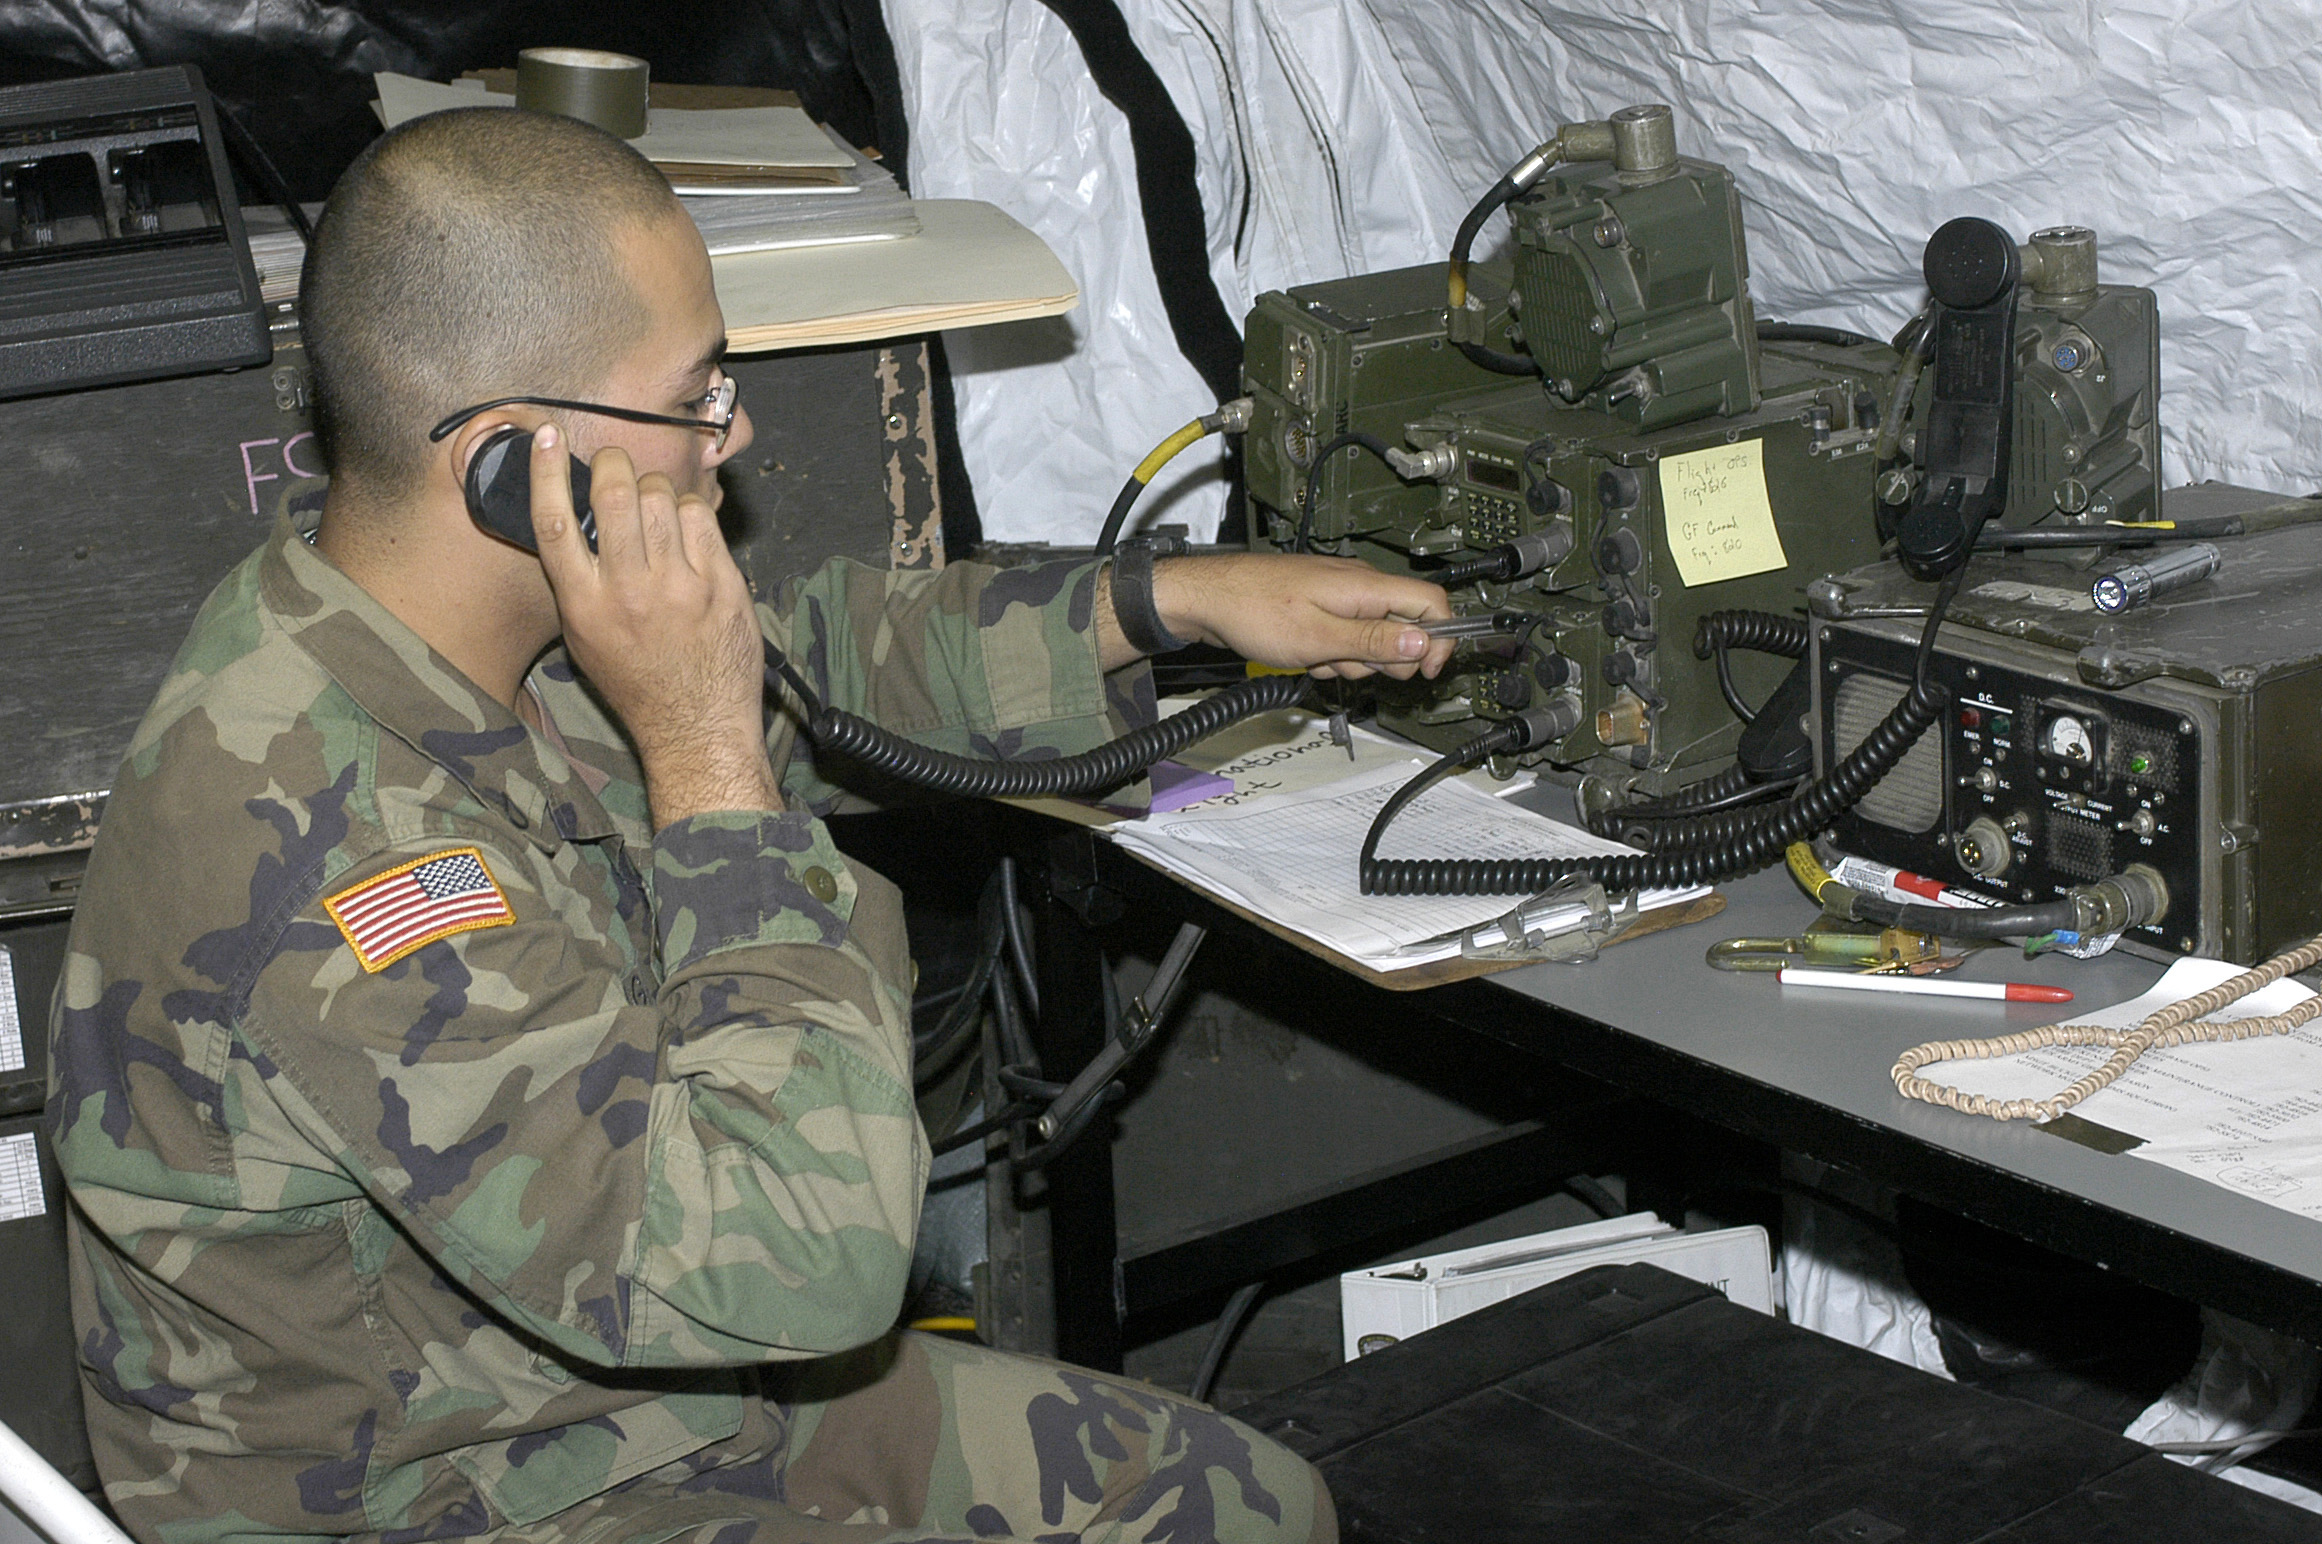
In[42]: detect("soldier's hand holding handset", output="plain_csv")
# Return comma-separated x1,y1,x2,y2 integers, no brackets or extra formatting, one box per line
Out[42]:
528,423,782,827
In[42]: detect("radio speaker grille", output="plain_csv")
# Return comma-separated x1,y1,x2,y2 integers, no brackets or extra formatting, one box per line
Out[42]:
1832,672,1944,832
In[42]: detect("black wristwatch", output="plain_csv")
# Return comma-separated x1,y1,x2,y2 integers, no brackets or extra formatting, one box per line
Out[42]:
1108,534,1192,655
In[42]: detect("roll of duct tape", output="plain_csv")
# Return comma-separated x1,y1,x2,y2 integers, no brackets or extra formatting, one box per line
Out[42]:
515,48,649,140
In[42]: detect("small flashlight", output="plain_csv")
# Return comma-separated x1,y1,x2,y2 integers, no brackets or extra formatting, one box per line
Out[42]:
2091,543,2221,614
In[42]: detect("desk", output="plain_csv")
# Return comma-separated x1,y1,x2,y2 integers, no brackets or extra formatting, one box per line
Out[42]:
1433,850,2322,1344
1010,805,2322,1371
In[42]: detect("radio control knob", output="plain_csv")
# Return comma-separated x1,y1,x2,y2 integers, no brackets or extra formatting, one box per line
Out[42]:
1593,526,1645,575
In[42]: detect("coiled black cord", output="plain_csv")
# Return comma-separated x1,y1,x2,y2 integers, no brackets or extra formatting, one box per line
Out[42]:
764,638,1306,799
1574,608,1813,840
1359,574,1964,895
1693,609,1810,724
1694,609,1810,662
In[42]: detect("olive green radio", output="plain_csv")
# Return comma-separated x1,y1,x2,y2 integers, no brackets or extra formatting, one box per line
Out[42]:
1241,103,2160,797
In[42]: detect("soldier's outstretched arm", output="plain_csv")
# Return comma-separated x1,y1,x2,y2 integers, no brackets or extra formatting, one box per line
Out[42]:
764,553,1152,813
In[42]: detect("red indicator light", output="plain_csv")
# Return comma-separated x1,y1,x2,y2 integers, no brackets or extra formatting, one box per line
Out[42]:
1959,707,1982,730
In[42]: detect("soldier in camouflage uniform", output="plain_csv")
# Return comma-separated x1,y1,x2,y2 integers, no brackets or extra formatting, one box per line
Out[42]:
49,109,1454,1544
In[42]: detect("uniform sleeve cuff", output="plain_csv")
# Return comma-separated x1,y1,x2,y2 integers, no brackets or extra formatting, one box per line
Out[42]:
649,811,857,973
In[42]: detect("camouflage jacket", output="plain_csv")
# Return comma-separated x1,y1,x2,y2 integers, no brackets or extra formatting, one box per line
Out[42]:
49,516,1143,1544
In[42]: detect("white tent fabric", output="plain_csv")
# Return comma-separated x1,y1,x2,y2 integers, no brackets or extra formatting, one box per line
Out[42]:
887,0,2322,546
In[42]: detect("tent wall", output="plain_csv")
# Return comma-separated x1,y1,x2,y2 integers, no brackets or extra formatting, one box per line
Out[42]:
889,0,2322,544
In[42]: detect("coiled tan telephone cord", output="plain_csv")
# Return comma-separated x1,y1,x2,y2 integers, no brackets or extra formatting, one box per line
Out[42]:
1891,931,2322,1122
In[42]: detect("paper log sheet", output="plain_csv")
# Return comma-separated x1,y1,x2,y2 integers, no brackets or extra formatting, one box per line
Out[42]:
1929,957,2322,1218
0,1130,41,1222
1659,439,1787,586
1106,760,1701,969
0,946,20,1075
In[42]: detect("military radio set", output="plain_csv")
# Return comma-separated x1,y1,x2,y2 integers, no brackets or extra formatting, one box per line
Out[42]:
1239,102,2161,795
1228,100,2322,964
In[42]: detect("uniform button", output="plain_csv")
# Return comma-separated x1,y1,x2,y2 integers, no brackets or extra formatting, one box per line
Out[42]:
802,865,839,904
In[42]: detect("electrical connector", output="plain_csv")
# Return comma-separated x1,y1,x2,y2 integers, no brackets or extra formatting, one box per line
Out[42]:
1385,443,1460,481
2069,865,2170,936
1203,396,1255,435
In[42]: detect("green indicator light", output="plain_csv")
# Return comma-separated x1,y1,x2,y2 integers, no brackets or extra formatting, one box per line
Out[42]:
2130,753,2154,775
1992,714,2013,736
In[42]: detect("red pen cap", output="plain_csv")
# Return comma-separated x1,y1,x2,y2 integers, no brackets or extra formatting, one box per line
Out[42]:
2003,983,2074,1003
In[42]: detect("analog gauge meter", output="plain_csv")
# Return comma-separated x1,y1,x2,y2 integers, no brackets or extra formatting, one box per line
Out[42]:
2043,714,2094,763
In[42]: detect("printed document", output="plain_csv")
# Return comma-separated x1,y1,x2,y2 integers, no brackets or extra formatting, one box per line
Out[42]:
1929,957,2322,1218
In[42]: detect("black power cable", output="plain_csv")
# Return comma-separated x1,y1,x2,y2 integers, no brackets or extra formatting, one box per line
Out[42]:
1190,1280,1267,1404
930,1098,1041,1158
914,874,1010,1093
1842,890,2082,940
1293,432,1397,554
212,104,315,247
1757,322,1884,349
1446,177,1542,377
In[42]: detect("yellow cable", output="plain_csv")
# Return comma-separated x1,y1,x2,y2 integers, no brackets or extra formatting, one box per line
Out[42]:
1132,420,1210,487
1784,843,1838,905
908,1316,978,1334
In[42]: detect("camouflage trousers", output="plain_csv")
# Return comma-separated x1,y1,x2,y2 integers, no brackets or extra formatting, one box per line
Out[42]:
499,1332,1335,1544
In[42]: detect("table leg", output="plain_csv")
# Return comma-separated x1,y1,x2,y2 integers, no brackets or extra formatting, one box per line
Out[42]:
1029,827,1126,1372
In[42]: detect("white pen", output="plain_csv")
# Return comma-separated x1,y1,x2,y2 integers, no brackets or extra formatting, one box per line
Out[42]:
1775,967,2073,1004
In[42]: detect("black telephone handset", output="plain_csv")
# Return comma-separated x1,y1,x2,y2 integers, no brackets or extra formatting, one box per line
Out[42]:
1897,217,2021,582
463,426,599,554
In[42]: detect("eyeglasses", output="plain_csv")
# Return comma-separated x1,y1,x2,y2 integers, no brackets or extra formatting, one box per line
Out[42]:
428,373,741,453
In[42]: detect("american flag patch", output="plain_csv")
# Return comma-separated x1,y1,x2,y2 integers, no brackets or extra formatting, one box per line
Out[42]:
324,847,514,972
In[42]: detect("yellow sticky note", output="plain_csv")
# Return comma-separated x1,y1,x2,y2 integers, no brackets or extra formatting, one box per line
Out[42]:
1658,440,1788,586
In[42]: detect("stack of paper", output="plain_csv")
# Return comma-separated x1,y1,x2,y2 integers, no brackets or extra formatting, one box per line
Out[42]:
678,138,917,258
363,73,1079,349
371,74,918,256
241,204,315,304
1101,750,1709,972
374,74,853,188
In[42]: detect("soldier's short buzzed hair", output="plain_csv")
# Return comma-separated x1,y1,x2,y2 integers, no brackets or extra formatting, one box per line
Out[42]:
299,108,684,501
